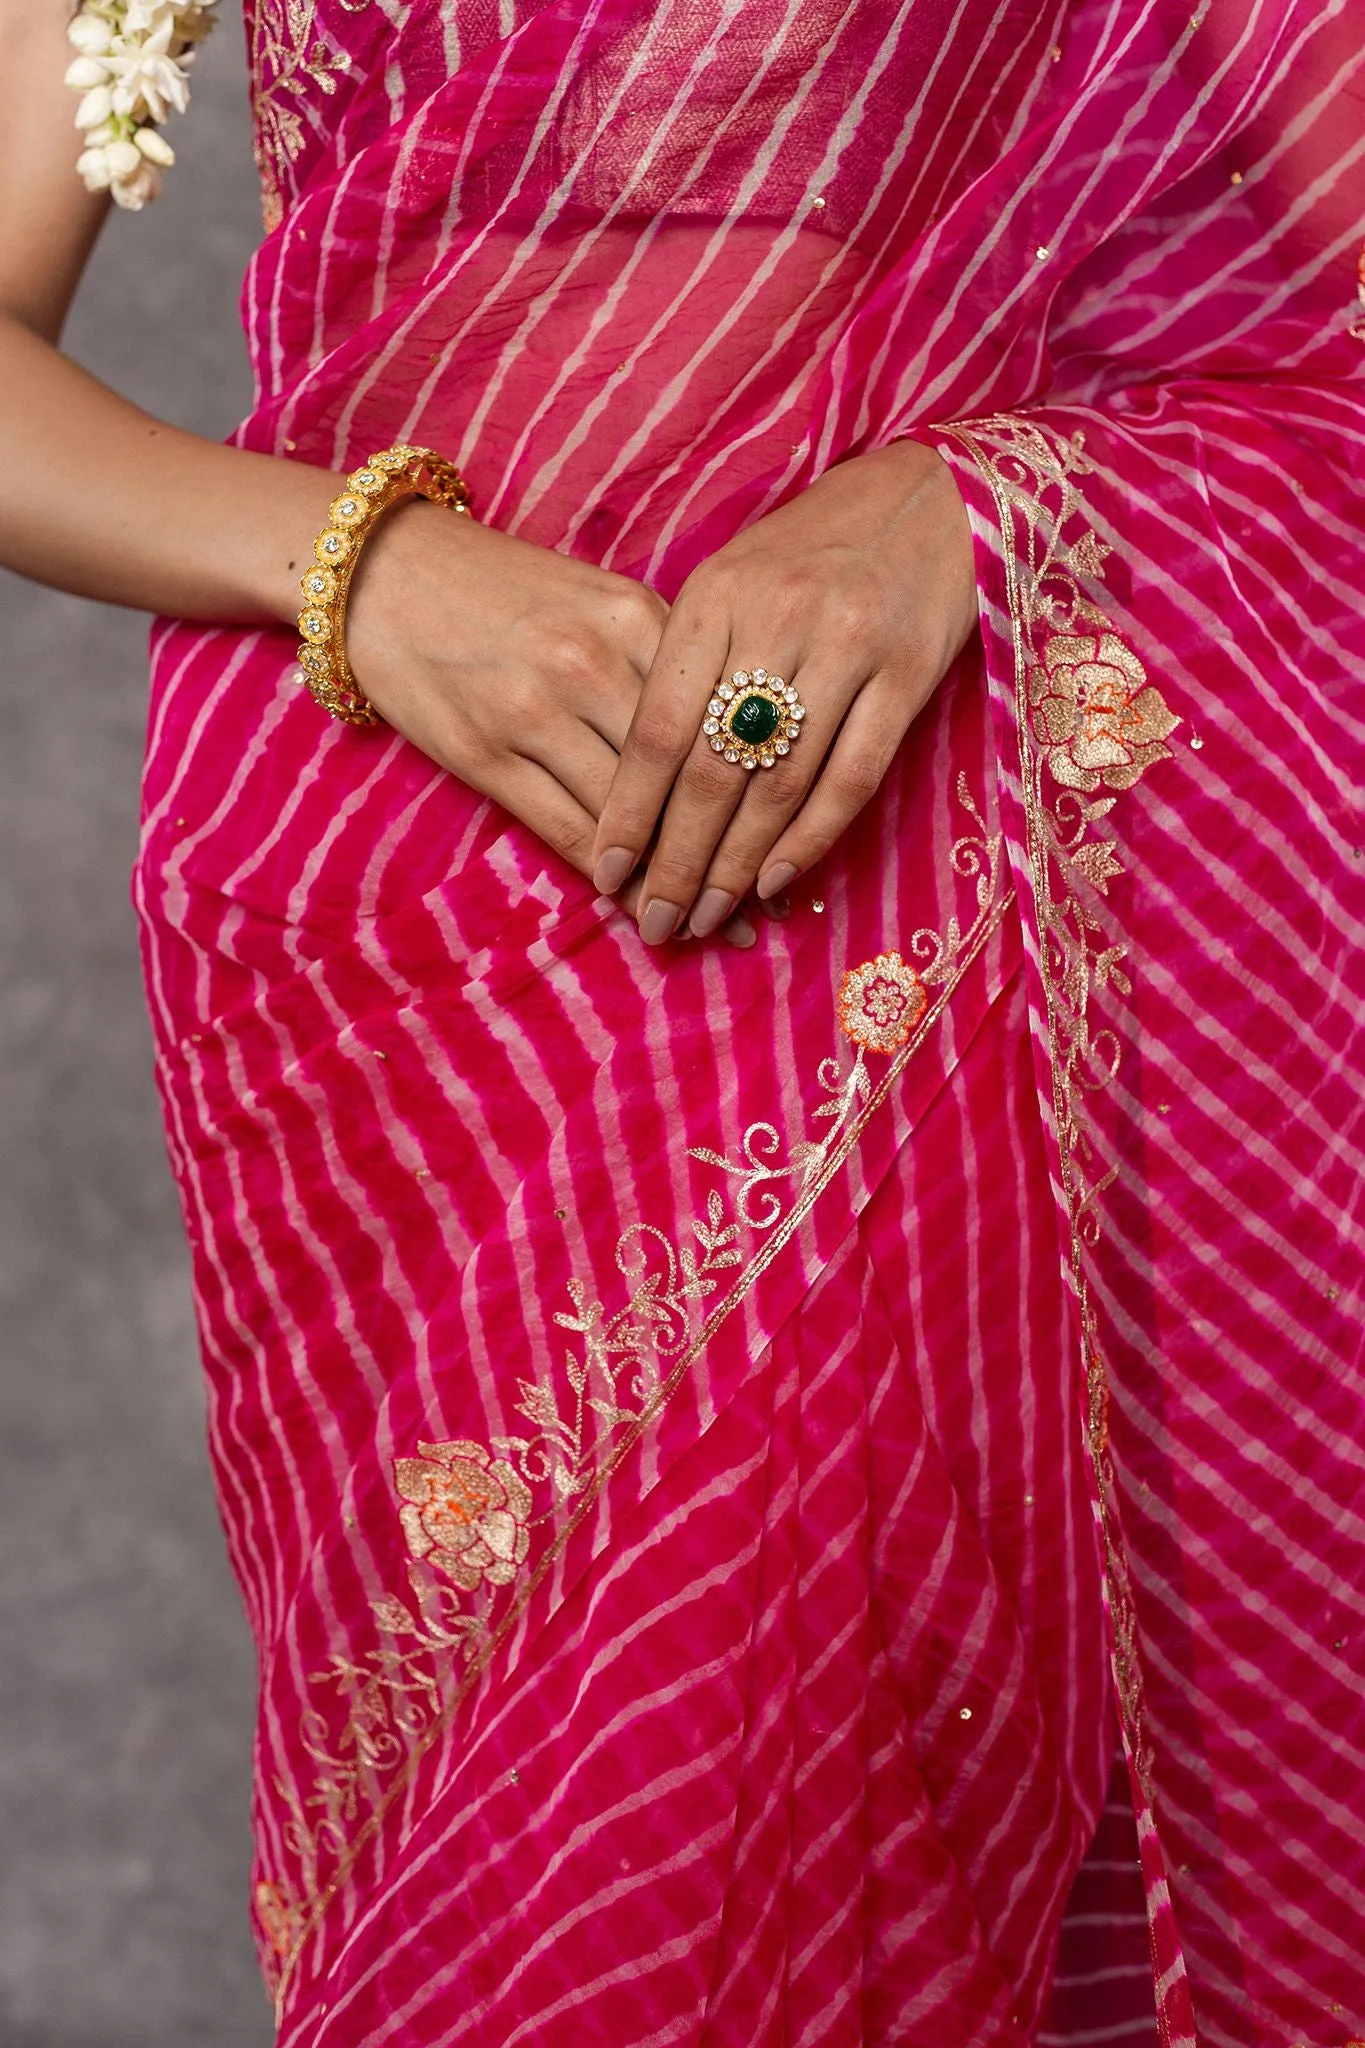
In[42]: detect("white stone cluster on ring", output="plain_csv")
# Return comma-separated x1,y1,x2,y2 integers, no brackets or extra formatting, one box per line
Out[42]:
702,667,806,772
66,0,219,211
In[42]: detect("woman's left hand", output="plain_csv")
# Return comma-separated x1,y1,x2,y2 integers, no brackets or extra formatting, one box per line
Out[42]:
590,441,979,941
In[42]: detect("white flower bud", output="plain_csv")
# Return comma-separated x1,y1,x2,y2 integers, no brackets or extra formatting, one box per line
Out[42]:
64,55,110,88
105,138,143,178
111,161,163,211
133,125,176,166
68,14,114,53
83,118,120,147
75,145,115,192
74,83,114,129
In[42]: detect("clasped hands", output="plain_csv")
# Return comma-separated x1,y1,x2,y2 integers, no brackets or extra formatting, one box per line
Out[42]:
348,440,978,946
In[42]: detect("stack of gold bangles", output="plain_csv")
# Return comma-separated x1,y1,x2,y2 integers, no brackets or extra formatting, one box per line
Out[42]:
295,443,471,725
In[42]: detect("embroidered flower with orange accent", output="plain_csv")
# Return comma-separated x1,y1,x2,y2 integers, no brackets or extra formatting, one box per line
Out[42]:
254,1878,298,1961
395,1439,532,1591
1028,630,1179,793
837,952,927,1054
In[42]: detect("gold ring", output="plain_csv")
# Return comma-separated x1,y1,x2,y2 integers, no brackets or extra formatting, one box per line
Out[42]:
701,667,806,771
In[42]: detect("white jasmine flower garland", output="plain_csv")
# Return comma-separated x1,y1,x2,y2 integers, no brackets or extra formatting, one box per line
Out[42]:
66,0,218,211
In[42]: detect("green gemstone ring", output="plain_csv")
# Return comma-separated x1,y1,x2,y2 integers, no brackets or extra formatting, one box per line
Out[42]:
702,667,806,772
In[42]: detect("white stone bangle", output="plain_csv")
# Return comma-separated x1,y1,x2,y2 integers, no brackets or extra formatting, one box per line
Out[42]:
66,0,219,212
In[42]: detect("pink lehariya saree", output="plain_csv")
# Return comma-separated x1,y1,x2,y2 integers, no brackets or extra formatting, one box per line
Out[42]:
134,2,1364,2042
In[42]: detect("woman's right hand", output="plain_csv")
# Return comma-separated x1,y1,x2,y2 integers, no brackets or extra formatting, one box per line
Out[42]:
345,501,761,942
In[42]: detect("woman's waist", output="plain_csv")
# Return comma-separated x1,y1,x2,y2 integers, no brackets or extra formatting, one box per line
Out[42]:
139,622,1000,1057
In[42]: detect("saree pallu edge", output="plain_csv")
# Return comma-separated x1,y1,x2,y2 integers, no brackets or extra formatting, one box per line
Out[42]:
936,382,1365,2048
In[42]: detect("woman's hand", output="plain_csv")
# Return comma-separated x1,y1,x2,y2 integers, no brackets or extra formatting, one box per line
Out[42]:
346,504,758,941
589,442,979,941
348,503,658,881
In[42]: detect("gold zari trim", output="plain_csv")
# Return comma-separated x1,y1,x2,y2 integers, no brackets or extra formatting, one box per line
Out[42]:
249,0,367,231
942,414,1180,1806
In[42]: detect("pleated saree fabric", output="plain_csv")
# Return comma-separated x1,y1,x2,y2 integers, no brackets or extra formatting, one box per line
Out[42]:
135,2,1365,2042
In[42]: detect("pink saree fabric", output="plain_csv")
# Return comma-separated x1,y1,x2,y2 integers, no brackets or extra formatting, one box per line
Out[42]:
135,2,1365,2042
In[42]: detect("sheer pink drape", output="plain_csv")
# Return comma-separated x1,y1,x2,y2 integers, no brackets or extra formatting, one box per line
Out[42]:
137,3,1364,2041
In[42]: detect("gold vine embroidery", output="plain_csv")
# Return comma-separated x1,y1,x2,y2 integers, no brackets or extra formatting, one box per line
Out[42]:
268,1202,752,1919
943,413,1180,1804
248,0,365,229
261,780,1009,1991
692,782,1001,1229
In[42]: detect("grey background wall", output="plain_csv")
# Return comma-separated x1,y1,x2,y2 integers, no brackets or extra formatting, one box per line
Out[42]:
0,10,271,2044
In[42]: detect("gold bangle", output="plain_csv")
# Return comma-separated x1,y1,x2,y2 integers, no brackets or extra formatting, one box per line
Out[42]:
295,443,472,725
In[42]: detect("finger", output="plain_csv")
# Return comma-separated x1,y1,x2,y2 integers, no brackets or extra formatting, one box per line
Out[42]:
490,758,761,950
520,717,628,823
632,709,756,942
617,869,755,947
578,656,649,757
494,756,605,882
646,663,860,938
751,679,910,899
590,596,733,898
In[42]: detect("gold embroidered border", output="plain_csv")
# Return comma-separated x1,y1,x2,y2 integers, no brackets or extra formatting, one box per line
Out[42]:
268,784,1014,2014
249,0,365,230
940,414,1178,1808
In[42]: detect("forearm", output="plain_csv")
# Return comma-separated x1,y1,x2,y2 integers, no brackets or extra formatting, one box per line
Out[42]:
0,312,343,625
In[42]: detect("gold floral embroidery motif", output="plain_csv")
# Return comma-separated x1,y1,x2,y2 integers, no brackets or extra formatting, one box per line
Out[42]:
254,1877,298,1953
1028,630,1179,794
269,779,1011,2004
253,1877,302,1995
248,0,361,229
396,1441,532,1590
837,951,928,1053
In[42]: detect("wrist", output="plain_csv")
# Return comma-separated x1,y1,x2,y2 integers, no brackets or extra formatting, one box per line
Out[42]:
887,438,979,658
289,450,474,724
343,497,456,692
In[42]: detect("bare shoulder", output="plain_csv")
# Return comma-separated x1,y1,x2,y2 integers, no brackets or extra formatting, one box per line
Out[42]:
0,0,111,337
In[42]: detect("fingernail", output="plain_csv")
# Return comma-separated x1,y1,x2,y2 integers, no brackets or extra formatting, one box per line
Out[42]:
724,915,757,949
689,887,736,938
639,898,681,946
593,846,637,895
756,861,797,902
